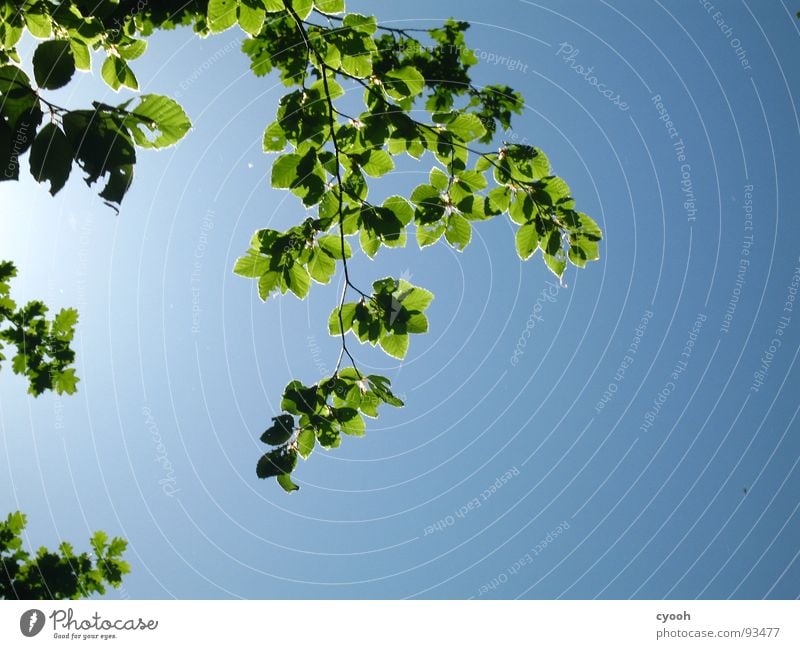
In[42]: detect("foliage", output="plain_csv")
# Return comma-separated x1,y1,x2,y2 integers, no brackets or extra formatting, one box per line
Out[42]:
0,511,129,599
0,1,603,491
0,260,79,396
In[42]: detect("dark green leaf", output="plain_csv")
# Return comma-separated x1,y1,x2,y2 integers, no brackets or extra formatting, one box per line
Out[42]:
29,123,72,195
281,381,319,415
32,41,74,90
260,414,295,445
256,447,298,478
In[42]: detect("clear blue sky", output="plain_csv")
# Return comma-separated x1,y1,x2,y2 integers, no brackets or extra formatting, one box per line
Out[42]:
1,0,799,599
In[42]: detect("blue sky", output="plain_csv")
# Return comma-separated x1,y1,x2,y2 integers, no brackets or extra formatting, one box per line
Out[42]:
1,0,799,599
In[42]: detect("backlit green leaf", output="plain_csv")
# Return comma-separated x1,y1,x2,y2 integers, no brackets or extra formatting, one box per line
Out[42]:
207,0,239,33
124,95,191,149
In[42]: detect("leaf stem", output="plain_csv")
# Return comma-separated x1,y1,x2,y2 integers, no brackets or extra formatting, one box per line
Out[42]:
286,2,362,378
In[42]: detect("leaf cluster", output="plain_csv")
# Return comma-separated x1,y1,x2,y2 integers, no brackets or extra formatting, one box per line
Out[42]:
257,368,403,491
328,277,433,360
1,0,604,492
0,510,129,599
1,3,191,206
0,261,79,396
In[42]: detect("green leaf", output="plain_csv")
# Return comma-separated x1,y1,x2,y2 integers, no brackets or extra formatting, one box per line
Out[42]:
260,414,295,445
258,271,281,300
25,11,52,39
543,244,567,278
53,369,79,395
69,40,91,71
562,211,603,240
531,148,550,178
207,0,239,32
32,40,75,90
91,531,109,554
360,149,394,177
256,447,298,479
62,109,136,204
123,94,191,149
262,121,286,152
29,123,72,195
233,250,270,278
271,153,301,188
384,66,425,99
289,0,313,19
405,312,428,334
429,167,449,190
367,375,404,407
0,19,23,51
108,537,127,557
568,235,599,267
505,145,550,181
296,427,315,459
411,184,445,224
397,284,433,312
339,410,365,436
117,40,148,60
455,169,487,192
444,213,471,251
487,186,511,213
6,511,26,535
101,55,138,91
328,302,357,335
315,421,341,448
285,263,310,298
308,248,336,284
281,381,319,415
0,70,41,152
315,0,345,13
380,333,409,359
341,52,372,79
542,176,571,204
342,13,377,34
12,353,27,375
383,195,414,225
416,222,445,248
238,1,266,35
52,308,78,339
317,234,351,259
445,113,486,142
508,193,534,224
277,473,300,492
515,223,539,260
359,228,380,257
